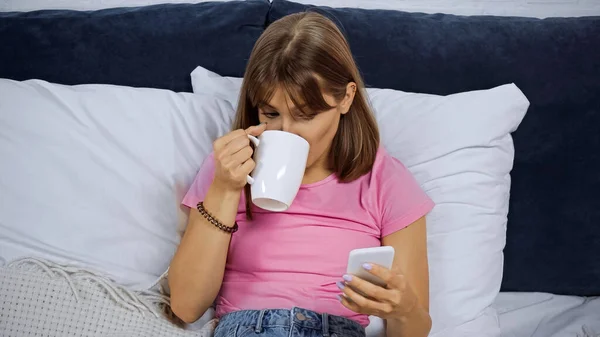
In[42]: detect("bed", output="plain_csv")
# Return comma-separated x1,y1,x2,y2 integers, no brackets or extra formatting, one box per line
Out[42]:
1,1,599,336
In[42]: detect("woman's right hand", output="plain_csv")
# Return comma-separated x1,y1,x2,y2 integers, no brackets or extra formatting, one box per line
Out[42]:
212,123,267,191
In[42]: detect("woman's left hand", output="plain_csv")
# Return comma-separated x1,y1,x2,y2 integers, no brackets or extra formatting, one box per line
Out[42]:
337,263,418,320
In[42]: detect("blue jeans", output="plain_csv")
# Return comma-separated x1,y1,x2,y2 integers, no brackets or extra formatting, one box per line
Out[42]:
214,307,366,337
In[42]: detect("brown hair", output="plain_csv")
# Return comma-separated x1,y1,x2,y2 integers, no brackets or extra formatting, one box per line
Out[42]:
234,12,380,219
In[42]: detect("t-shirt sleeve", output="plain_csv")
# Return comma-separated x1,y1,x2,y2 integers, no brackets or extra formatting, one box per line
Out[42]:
377,154,435,238
182,153,216,209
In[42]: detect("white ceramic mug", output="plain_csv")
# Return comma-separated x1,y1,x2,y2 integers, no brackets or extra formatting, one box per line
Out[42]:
246,130,310,212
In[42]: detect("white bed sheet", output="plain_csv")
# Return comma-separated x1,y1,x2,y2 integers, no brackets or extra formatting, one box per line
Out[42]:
493,292,600,337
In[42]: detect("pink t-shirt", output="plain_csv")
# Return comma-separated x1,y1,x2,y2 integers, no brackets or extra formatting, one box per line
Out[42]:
182,147,434,327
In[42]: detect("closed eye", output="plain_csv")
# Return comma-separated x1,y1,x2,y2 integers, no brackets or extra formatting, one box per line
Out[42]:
262,111,280,119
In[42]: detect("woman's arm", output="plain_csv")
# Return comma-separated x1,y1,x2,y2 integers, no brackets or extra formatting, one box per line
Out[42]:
382,216,431,337
168,124,266,323
338,216,431,337
168,181,240,323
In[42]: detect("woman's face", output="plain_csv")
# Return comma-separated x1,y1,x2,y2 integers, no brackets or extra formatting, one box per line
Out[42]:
257,83,355,171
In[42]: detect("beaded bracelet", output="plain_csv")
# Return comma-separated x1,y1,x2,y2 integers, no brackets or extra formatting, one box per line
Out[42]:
197,201,238,234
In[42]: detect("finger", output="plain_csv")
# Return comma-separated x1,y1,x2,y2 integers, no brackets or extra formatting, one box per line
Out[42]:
228,146,254,168
245,122,267,136
362,263,402,289
222,134,253,156
214,129,247,151
341,274,388,302
215,134,252,167
338,283,393,317
338,294,364,314
237,158,256,177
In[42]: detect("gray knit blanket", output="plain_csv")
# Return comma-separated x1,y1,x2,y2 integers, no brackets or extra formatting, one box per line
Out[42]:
2,258,598,337
0,258,216,337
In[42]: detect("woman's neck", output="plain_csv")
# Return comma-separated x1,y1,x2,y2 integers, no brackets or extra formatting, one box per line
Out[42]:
302,152,333,185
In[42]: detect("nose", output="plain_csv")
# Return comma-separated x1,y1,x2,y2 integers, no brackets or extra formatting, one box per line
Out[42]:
281,119,294,133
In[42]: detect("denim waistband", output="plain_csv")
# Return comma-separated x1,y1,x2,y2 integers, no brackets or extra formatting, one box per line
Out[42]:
217,307,365,337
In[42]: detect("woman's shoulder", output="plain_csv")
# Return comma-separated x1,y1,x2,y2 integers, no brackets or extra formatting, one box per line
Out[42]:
365,146,426,198
370,146,409,179
204,151,216,162
369,147,434,234
348,146,412,193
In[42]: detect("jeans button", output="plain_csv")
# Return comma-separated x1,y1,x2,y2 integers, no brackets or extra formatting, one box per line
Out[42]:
295,312,307,321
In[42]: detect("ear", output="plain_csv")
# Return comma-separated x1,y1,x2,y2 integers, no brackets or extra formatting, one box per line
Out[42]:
340,82,357,115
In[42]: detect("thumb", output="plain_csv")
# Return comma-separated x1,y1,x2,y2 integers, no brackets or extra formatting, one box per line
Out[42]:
245,122,267,136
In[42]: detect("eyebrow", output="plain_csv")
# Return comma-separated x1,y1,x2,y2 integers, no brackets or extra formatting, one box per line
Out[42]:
259,102,306,113
290,105,306,113
259,103,276,110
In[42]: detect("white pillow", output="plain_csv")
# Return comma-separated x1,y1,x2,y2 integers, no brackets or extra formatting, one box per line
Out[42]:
0,78,235,290
190,66,529,335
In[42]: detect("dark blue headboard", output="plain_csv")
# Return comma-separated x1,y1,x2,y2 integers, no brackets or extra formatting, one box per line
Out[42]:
0,0,269,92
1,0,598,295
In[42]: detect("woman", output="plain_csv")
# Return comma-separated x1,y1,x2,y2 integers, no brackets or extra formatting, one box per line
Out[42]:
169,12,434,337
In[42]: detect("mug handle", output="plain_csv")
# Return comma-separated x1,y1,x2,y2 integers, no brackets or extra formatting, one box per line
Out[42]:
246,134,260,185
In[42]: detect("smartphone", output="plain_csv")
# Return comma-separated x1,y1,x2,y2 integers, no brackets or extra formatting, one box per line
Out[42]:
346,246,395,287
